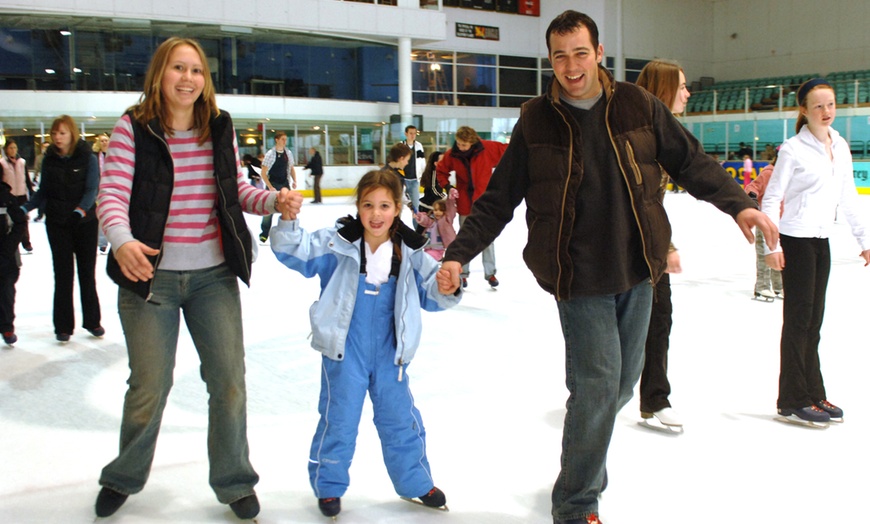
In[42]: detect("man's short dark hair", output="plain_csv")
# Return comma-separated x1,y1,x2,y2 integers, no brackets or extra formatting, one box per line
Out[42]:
546,10,600,53
404,125,417,133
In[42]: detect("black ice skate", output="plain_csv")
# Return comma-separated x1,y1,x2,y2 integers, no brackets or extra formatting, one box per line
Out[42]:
318,497,341,520
401,486,449,511
775,406,830,429
815,400,844,423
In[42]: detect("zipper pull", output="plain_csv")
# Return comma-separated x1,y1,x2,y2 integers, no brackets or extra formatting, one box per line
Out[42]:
398,359,404,382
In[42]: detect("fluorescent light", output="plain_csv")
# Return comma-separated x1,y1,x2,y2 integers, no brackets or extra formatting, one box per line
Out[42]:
220,25,253,34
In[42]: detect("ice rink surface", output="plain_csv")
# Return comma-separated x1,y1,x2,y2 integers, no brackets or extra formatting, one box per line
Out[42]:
1,191,868,523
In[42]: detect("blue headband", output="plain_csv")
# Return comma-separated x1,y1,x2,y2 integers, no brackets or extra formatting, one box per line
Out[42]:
797,78,831,106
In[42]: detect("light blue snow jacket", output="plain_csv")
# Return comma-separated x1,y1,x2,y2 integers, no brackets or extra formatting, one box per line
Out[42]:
270,216,461,365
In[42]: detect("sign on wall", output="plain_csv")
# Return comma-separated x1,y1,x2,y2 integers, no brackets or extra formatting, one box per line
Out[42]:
456,22,500,41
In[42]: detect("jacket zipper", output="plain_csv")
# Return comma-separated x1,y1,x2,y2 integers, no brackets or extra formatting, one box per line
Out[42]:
604,92,655,286
144,124,172,302
552,103,573,302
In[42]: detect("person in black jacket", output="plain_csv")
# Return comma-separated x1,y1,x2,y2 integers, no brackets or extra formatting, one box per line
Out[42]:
92,37,301,521
23,115,103,343
0,180,26,346
305,146,324,203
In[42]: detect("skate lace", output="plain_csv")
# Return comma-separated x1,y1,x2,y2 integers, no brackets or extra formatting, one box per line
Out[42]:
809,405,826,413
817,400,836,410
586,515,603,524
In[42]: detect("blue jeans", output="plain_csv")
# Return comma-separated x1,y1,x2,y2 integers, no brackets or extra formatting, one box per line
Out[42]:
403,178,420,228
551,280,652,521
99,264,258,504
458,215,496,279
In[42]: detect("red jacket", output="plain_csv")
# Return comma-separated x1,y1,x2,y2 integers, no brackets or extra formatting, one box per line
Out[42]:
435,140,507,216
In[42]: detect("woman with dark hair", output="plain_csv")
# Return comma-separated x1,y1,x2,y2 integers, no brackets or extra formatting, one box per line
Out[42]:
634,58,691,433
94,37,301,519
23,115,103,342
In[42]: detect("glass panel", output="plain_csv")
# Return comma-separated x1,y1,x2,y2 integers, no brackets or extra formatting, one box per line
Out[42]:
456,52,495,67
499,68,536,95
457,65,495,106
500,55,536,69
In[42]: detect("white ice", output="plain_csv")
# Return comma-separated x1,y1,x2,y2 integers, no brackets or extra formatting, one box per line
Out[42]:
1,192,868,524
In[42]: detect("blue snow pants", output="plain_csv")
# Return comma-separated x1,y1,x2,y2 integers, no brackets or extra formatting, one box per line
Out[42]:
308,274,434,500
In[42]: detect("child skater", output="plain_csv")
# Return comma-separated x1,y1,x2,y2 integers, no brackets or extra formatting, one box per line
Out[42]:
763,78,870,427
745,150,783,302
414,187,458,261
270,169,461,519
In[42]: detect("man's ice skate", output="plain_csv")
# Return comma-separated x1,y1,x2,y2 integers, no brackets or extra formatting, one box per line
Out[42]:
752,289,775,302
401,487,449,511
815,400,844,423
638,407,683,435
775,406,830,429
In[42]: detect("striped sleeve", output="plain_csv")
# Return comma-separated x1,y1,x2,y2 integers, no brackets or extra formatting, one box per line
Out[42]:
97,115,137,249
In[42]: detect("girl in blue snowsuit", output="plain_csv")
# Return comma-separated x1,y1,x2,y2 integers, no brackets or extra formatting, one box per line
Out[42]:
269,169,461,518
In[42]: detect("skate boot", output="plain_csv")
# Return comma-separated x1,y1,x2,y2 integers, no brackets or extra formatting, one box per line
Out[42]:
639,407,683,434
229,493,260,520
753,289,775,302
815,400,843,422
3,332,17,347
774,289,784,300
776,405,830,428
318,497,341,518
402,486,449,511
95,487,128,518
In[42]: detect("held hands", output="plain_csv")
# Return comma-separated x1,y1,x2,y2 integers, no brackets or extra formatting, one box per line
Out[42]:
437,260,462,295
448,188,459,200
115,241,160,282
277,188,303,220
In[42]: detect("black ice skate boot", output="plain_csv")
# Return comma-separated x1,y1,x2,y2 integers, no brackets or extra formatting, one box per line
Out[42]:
318,497,341,518
418,487,447,509
95,487,128,517
815,400,844,422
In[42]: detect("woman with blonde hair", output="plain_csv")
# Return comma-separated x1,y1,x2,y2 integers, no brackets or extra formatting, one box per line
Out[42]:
94,37,301,519
634,59,690,433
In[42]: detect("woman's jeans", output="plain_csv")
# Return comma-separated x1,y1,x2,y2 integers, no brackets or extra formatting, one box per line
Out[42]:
552,280,653,521
99,264,258,503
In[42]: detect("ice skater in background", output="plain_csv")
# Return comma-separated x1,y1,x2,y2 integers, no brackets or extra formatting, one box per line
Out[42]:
415,187,458,261
270,169,461,519
634,58,690,433
745,150,783,302
762,78,870,427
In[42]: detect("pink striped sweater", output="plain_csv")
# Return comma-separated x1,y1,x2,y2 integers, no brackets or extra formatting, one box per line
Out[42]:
97,115,276,271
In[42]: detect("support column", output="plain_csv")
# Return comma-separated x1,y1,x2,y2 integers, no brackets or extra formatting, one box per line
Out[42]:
398,36,413,128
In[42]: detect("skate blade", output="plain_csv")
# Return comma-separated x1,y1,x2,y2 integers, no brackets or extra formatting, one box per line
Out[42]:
774,415,829,429
400,497,449,512
637,420,683,435
752,296,774,302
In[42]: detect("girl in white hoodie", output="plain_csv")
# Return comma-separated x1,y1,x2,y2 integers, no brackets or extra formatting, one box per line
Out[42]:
762,78,870,426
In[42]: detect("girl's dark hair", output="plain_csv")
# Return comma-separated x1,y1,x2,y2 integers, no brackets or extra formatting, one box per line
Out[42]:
355,168,404,210
420,150,444,189
388,142,412,163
